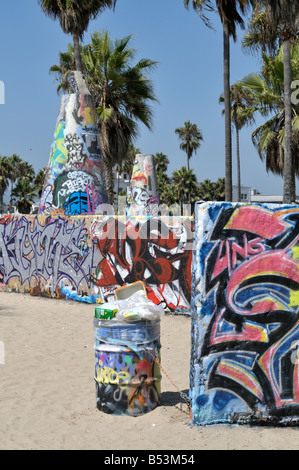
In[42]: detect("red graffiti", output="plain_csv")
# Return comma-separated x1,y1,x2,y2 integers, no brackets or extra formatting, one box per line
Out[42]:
92,218,192,310
225,205,293,239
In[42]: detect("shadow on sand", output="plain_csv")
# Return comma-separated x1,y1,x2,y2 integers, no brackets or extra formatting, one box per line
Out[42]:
161,389,189,407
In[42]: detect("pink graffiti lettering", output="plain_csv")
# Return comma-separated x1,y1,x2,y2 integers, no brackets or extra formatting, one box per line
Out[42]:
226,250,299,315
225,206,293,239
212,235,266,279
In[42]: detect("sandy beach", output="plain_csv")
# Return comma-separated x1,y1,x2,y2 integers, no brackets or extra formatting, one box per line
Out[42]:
1,291,299,451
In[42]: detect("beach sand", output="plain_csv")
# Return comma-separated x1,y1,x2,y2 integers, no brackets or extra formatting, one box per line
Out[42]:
1,291,299,451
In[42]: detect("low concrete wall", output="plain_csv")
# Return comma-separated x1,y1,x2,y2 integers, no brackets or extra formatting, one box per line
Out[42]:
0,214,192,313
190,201,299,425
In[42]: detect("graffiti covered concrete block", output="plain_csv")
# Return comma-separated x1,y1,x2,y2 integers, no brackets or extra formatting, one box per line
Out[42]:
190,202,299,425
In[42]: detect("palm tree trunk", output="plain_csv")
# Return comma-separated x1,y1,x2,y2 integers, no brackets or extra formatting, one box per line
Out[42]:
186,142,190,171
186,143,190,203
102,155,114,205
236,127,241,202
0,191,3,214
72,32,83,73
116,165,120,212
223,20,233,202
99,122,114,205
10,180,14,213
283,39,292,204
291,169,296,202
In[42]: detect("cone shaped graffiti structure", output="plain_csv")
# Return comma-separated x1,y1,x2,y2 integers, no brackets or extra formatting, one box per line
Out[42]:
126,154,160,217
38,72,108,216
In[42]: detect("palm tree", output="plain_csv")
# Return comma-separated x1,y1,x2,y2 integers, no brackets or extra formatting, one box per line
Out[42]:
87,32,157,203
122,144,140,180
241,43,299,201
242,4,279,55
198,178,215,201
172,166,199,209
6,154,22,213
49,43,76,93
184,0,253,201
265,0,299,203
17,161,35,184
219,82,256,201
155,152,171,204
214,177,225,200
159,185,177,208
155,152,170,175
51,32,157,203
38,0,116,73
34,167,48,198
243,0,299,203
0,155,9,214
12,179,37,215
175,121,203,171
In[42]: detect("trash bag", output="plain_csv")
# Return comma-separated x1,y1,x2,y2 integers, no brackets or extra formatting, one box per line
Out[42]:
113,294,165,321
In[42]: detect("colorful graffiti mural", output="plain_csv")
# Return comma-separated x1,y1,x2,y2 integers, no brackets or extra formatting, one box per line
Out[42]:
190,202,299,425
91,216,192,310
39,72,108,216
0,214,101,298
127,154,160,217
94,319,161,415
0,214,192,313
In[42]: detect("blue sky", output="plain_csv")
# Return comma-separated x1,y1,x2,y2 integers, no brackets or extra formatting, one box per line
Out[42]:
0,0,289,197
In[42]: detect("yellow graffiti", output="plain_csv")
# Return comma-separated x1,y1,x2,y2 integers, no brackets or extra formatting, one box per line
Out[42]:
83,106,96,125
292,246,299,259
51,122,68,165
96,361,131,386
289,246,299,307
290,291,299,307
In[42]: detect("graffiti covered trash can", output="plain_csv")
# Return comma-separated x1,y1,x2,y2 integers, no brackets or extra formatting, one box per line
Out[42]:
94,317,162,416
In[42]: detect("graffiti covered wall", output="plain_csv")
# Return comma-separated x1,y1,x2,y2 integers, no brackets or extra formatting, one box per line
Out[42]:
190,202,299,425
0,214,192,313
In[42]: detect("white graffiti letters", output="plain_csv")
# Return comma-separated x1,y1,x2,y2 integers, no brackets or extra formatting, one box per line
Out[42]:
0,217,103,293
59,171,93,197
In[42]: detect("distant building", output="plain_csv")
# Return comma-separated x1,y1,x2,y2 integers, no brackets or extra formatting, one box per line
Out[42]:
113,169,130,195
233,185,299,204
232,185,252,203
251,193,299,204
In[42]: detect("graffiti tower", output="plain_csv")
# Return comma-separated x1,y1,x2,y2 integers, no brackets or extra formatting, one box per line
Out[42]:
126,154,160,217
38,71,108,215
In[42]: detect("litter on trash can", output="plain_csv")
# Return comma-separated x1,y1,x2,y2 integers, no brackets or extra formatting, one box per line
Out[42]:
115,281,147,301
95,303,118,319
114,294,164,321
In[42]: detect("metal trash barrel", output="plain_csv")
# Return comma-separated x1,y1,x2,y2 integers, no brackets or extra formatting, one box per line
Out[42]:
94,318,162,416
